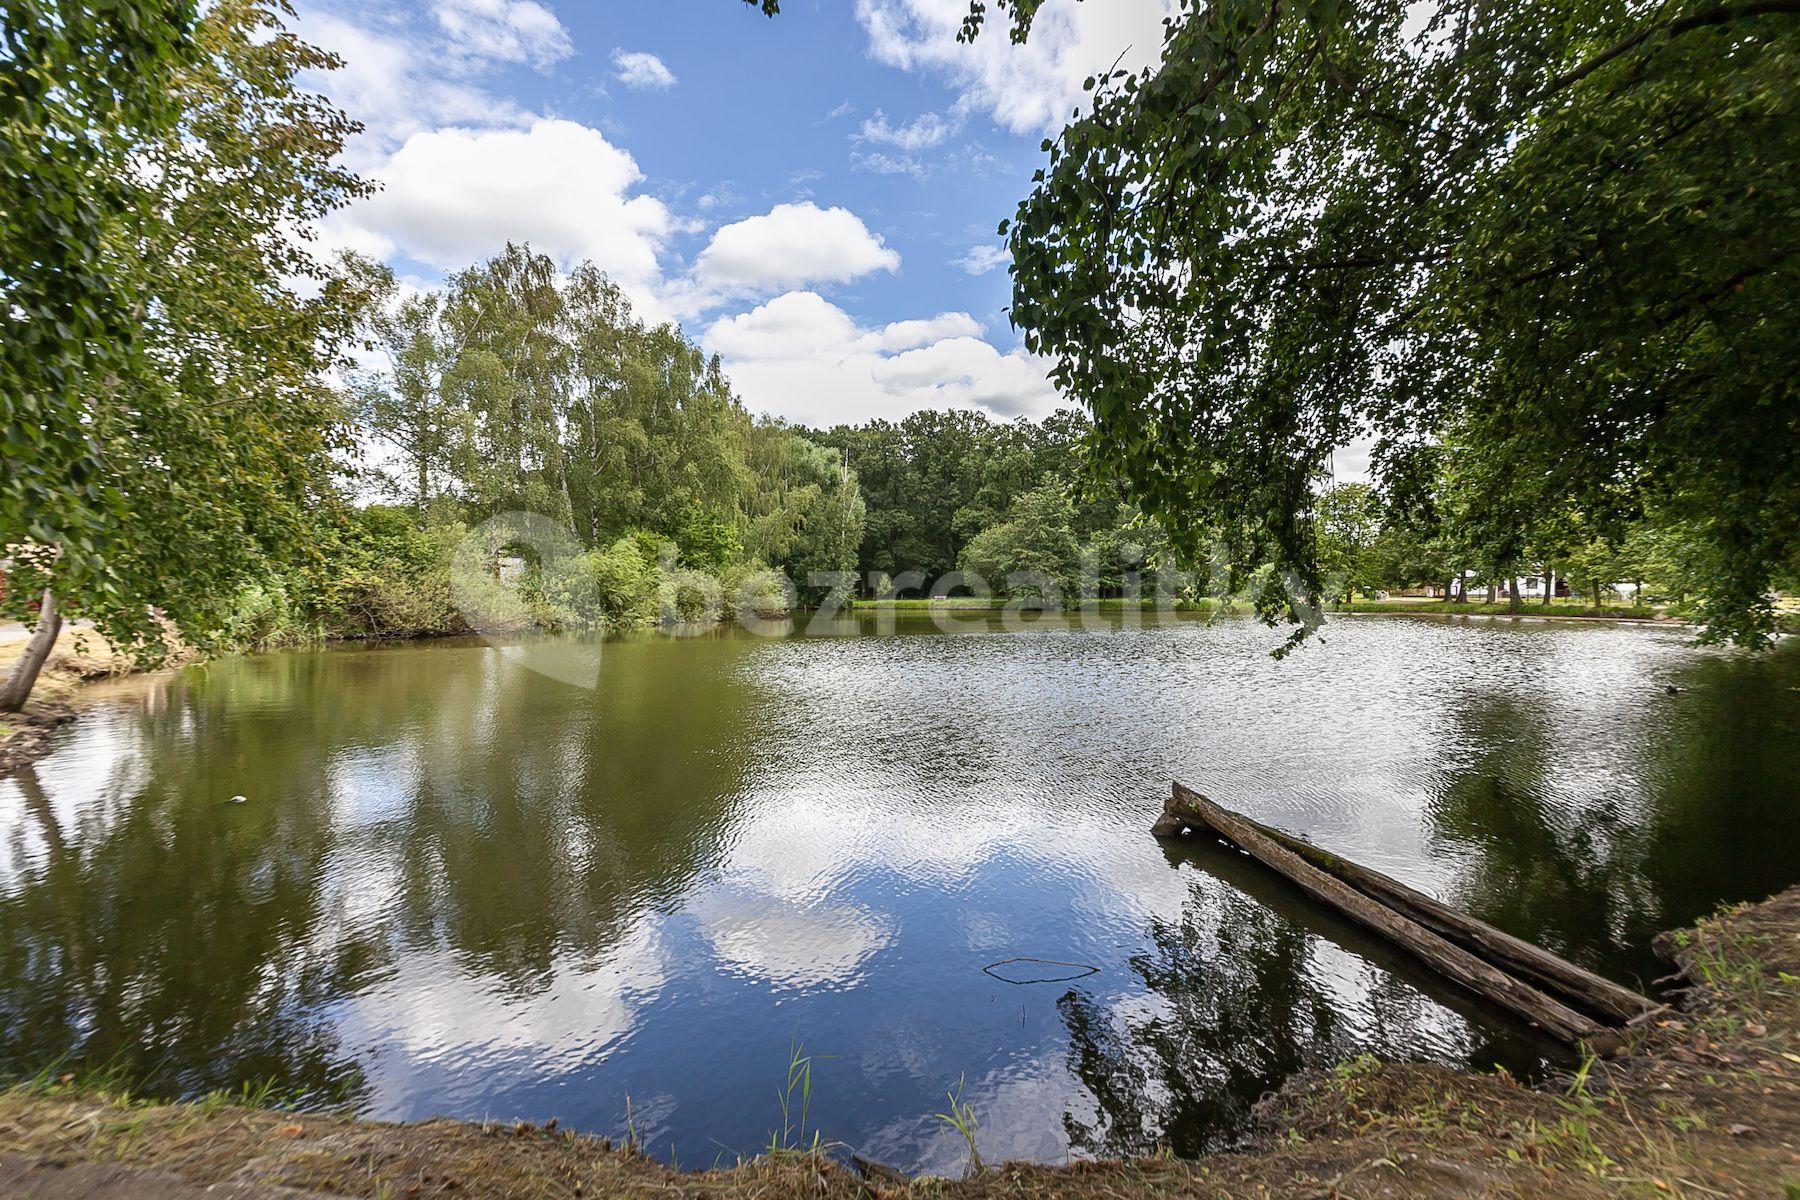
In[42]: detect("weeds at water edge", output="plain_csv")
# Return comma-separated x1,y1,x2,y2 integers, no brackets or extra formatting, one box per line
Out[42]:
934,1074,983,1178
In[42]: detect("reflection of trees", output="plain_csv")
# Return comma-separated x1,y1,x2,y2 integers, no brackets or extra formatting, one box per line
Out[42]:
0,634,765,1098
1425,645,1800,985
1061,842,1551,1160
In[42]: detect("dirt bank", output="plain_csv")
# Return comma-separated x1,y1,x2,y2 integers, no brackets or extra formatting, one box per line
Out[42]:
0,629,182,776
1,890,1795,1198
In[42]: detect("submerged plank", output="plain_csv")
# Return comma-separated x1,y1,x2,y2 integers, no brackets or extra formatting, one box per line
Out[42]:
1155,783,1617,1049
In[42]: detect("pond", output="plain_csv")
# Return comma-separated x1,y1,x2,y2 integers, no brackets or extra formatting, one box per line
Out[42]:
1,613,1796,1173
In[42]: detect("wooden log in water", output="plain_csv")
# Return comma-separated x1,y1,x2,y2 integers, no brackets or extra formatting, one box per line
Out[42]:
1155,783,1617,1049
1232,812,1660,1025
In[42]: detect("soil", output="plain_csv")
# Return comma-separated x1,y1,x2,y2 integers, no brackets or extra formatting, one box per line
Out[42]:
0,630,184,776
1,889,1795,1198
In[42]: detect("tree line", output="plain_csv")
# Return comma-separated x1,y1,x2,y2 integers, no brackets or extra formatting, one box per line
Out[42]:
5,0,1795,711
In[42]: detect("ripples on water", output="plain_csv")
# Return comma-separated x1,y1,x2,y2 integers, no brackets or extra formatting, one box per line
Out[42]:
1,613,1796,1173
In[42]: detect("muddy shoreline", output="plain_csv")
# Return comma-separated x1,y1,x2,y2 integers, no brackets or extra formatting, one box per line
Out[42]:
2,889,1795,1198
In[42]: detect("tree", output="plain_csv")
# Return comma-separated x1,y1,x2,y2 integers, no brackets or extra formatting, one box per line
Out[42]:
2,0,371,710
1315,484,1383,605
960,478,1082,599
2,0,199,708
351,261,470,521
989,0,1798,648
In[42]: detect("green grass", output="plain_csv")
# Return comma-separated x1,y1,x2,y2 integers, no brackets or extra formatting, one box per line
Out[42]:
850,596,1223,612
1338,599,1662,619
851,597,1006,610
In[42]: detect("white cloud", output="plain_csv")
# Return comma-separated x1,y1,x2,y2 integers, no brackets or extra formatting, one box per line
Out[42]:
611,48,677,89
856,0,1173,135
703,291,1057,426
851,150,924,177
294,10,533,165
325,118,674,312
955,244,1009,275
693,202,900,293
857,108,957,151
431,0,572,68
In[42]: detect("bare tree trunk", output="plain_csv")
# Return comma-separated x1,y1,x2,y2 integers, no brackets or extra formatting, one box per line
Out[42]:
1193,797,1660,1024
1153,784,1613,1047
1507,573,1521,613
1455,573,1467,603
1484,579,1497,605
0,589,62,712
1542,564,1553,605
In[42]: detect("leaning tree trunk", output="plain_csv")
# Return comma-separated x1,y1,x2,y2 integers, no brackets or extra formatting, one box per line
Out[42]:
0,588,62,712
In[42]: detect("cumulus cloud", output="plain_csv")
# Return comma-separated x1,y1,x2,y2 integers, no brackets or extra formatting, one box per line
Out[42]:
955,244,1009,275
703,291,1057,426
856,0,1172,135
324,118,674,311
693,202,900,294
611,48,677,89
431,0,572,68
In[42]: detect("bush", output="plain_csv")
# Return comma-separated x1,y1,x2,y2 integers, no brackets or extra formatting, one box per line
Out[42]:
583,536,662,629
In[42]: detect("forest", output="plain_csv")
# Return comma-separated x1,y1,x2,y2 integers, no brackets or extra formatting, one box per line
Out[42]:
4,0,1794,712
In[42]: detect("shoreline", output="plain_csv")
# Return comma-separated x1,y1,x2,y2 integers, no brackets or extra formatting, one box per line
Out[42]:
1,888,1794,1197
0,603,1743,779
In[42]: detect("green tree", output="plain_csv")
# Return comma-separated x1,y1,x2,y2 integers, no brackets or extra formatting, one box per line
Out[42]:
351,261,471,521
2,0,370,710
1,0,198,707
960,478,1082,599
988,0,1798,648
1316,484,1384,605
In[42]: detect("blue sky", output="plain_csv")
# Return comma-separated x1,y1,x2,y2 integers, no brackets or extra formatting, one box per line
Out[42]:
296,0,1172,428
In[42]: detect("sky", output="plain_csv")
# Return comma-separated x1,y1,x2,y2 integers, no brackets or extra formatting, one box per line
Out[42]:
295,0,1177,430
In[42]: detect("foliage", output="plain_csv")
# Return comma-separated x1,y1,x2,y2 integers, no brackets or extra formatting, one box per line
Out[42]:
1,0,197,605
355,244,863,598
960,478,1082,599
1316,484,1384,603
1,0,371,680
994,0,1799,648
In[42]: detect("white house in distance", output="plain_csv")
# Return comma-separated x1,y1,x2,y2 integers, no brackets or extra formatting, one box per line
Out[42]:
1400,569,1641,600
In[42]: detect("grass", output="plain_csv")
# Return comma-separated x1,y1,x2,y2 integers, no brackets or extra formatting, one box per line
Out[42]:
932,1073,983,1178
849,595,1223,612
1338,598,1663,619
767,1041,829,1160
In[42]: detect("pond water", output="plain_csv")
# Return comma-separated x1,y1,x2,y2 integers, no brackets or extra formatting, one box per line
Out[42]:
1,613,1796,1173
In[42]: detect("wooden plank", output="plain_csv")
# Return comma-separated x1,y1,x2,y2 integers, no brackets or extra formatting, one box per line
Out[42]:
1156,783,1616,1049
1238,814,1660,1025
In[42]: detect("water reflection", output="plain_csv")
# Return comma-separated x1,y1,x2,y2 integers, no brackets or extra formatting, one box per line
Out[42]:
1061,839,1555,1160
0,616,1793,1170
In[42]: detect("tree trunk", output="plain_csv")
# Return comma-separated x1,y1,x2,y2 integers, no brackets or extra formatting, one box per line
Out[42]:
1507,573,1520,613
0,589,62,712
1483,580,1496,605
1153,784,1613,1048
1455,573,1467,603
1542,564,1553,605
1224,807,1658,1024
